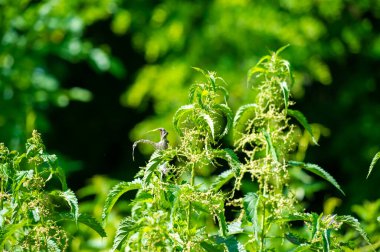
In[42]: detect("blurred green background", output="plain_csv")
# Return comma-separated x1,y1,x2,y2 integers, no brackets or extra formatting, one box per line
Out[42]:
1,0,379,220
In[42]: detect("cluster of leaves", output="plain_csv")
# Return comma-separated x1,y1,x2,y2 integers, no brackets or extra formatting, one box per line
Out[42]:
0,130,105,251
103,49,373,251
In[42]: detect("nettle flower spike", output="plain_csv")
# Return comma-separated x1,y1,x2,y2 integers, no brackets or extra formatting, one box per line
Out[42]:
132,128,169,161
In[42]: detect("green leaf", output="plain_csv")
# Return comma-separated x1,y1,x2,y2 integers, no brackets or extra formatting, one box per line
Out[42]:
47,239,60,252
263,130,278,162
247,63,269,83
102,179,142,223
233,103,258,129
285,233,308,245
367,152,380,179
211,170,234,192
287,109,318,145
0,223,25,247
243,192,260,240
77,213,107,237
112,217,136,252
214,103,233,138
58,213,106,237
201,241,225,252
275,44,290,55
217,210,228,237
60,189,79,223
214,235,240,252
228,221,243,235
199,112,215,140
279,81,289,109
173,104,195,136
288,161,345,196
290,244,312,252
322,229,330,252
55,167,68,191
336,215,372,246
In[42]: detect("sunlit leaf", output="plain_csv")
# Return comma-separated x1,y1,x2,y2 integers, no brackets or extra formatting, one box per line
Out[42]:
199,112,215,140
336,215,372,246
102,179,142,223
287,109,318,145
263,130,278,162
288,161,344,195
243,192,260,240
233,103,258,128
173,104,195,136
322,229,330,252
212,170,234,192
367,152,380,179
112,217,137,252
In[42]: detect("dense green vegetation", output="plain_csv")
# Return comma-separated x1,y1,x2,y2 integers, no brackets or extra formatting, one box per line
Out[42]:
1,0,380,251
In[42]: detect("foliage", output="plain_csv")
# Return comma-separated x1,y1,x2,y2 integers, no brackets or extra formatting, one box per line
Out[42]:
103,49,372,251
0,0,126,150
0,130,105,251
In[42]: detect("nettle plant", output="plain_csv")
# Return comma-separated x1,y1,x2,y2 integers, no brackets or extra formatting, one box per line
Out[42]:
103,47,373,251
0,131,105,251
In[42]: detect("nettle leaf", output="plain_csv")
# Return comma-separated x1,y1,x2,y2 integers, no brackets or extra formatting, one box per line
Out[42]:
263,130,278,162
0,223,24,247
212,170,234,192
336,215,372,246
55,167,68,191
199,112,215,140
102,179,142,223
233,103,258,129
112,217,137,252
173,104,195,136
77,213,107,237
217,210,228,237
14,169,34,191
285,233,308,245
214,235,240,252
47,239,60,252
200,241,225,252
288,161,345,196
58,213,106,237
228,221,243,235
367,151,380,179
287,109,318,145
243,192,260,240
59,189,79,223
322,229,331,252
214,103,233,138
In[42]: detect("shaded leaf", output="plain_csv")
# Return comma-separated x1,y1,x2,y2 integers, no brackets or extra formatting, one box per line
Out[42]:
287,109,318,145
200,241,225,252
102,179,142,223
217,210,228,237
288,161,345,196
285,233,308,245
214,235,240,252
367,152,380,179
0,223,24,247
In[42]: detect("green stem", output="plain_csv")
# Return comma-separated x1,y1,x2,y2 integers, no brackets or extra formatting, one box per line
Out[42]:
187,164,196,239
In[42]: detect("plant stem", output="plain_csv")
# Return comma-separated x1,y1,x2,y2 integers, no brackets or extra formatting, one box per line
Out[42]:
187,164,196,239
